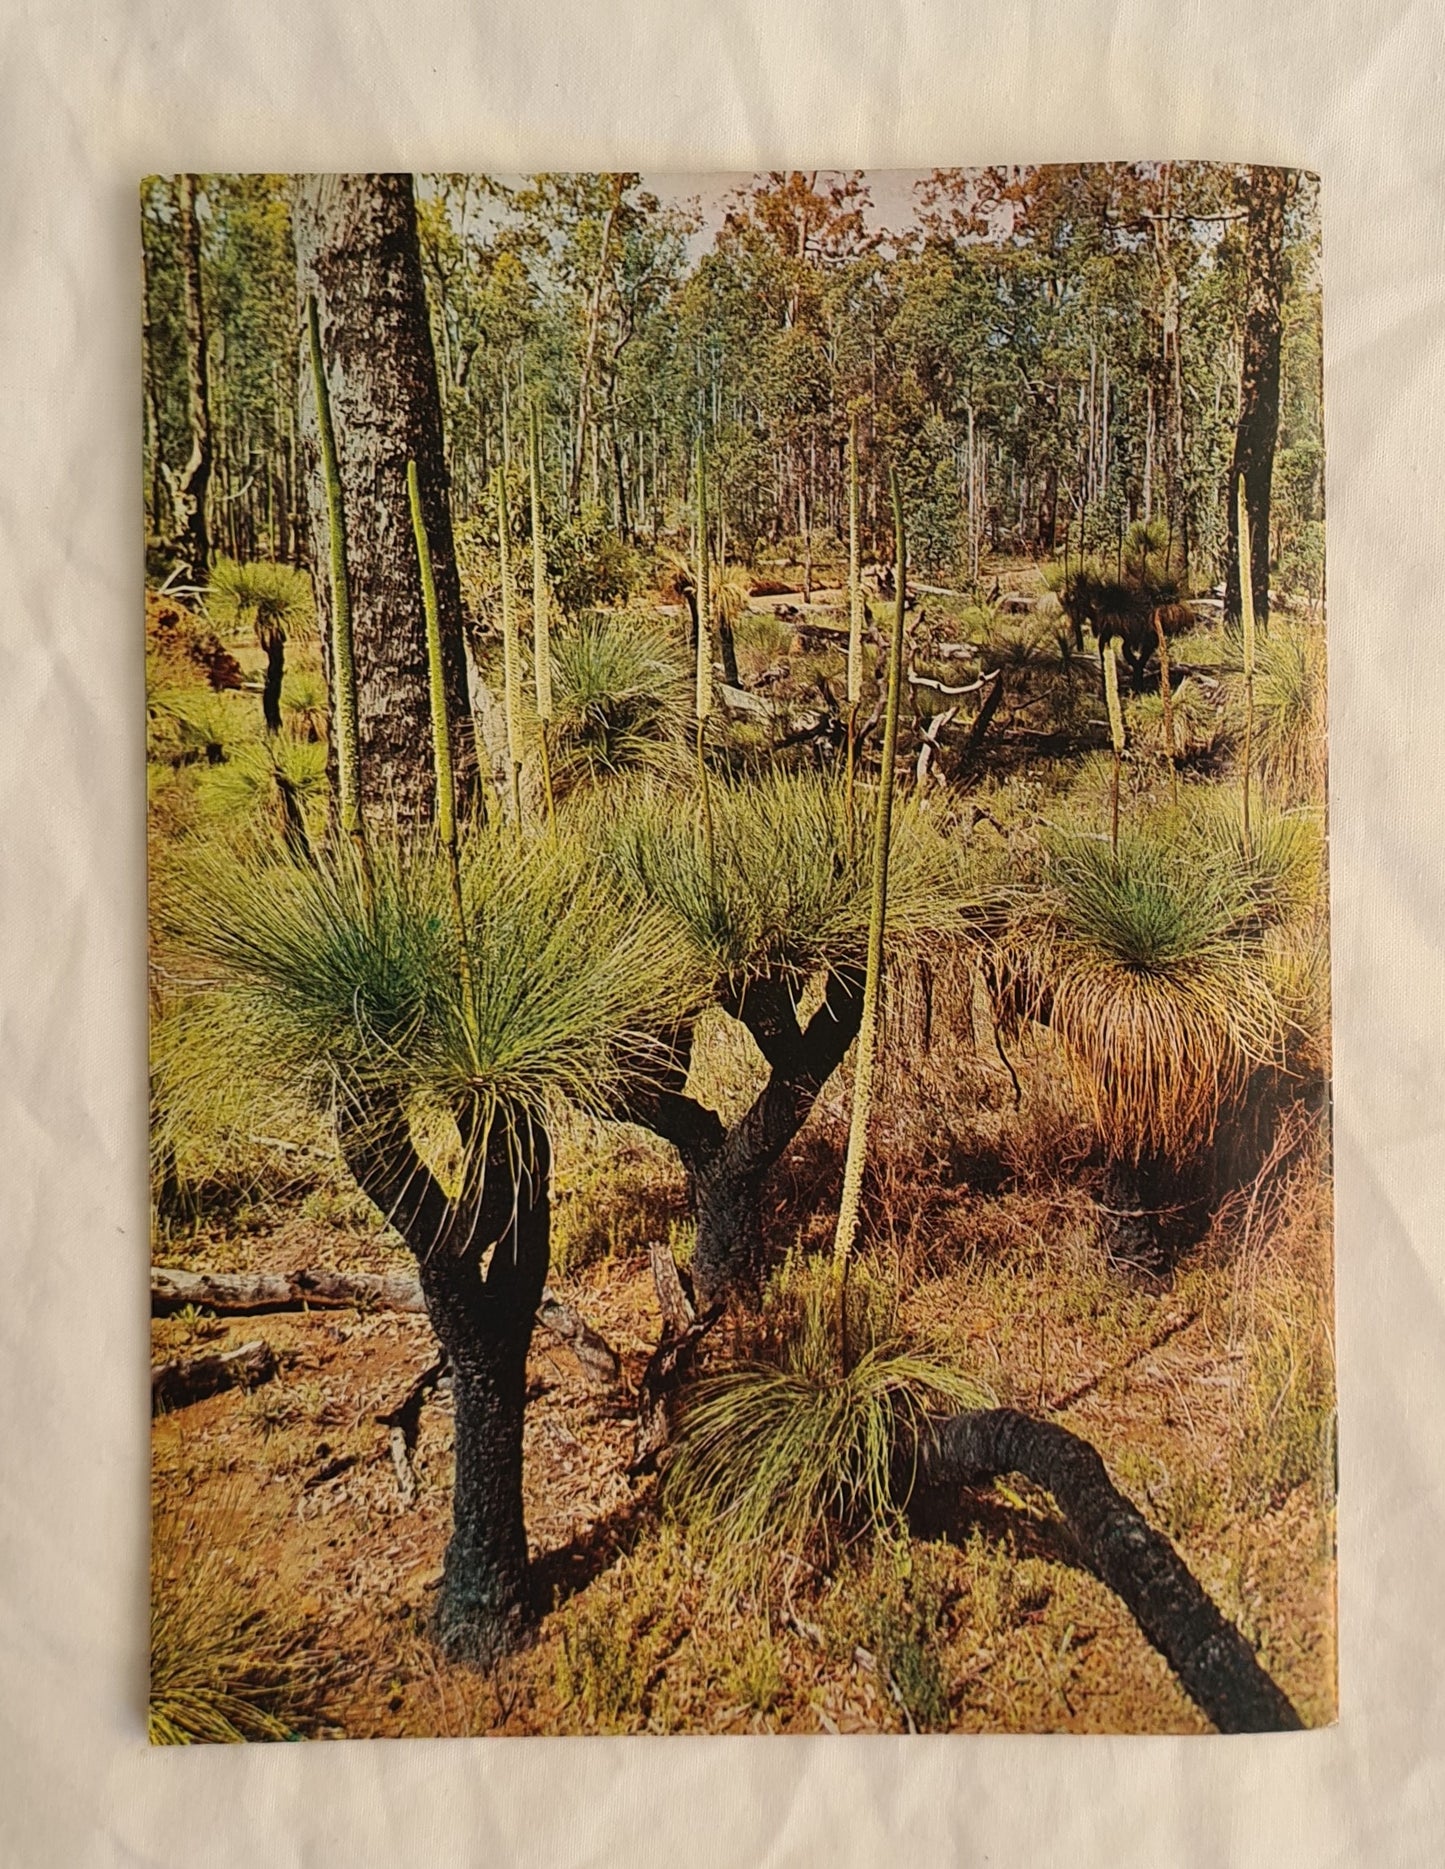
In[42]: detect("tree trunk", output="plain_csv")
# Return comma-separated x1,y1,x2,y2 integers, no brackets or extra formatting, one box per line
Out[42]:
717,609,741,688
261,632,286,733
175,174,212,582
1098,1152,1212,1272
293,173,477,828
623,967,865,1309
1225,167,1292,627
335,1087,549,1665
914,1408,1303,1732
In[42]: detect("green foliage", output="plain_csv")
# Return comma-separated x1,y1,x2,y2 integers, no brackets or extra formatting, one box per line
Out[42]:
551,1529,688,1732
150,1494,331,1743
1232,1307,1337,1512
665,1259,991,1581
601,770,990,999
1251,621,1327,803
1024,817,1286,1161
281,668,328,741
546,505,639,613
207,558,313,647
548,611,687,786
196,733,328,826
165,823,701,1140
146,682,241,766
819,1543,955,1730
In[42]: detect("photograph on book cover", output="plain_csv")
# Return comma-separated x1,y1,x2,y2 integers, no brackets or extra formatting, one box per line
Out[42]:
143,166,1332,1740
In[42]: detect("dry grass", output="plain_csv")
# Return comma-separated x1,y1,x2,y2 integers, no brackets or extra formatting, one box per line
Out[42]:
145,587,1334,1738
150,1487,338,1743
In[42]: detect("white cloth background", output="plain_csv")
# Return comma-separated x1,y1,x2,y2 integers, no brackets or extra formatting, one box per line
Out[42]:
1,2,1442,1863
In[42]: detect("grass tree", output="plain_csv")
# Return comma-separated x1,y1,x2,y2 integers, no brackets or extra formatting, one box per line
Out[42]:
207,559,313,735
547,611,688,791
1017,814,1290,1264
164,429,693,1667
600,769,987,1308
168,825,690,1663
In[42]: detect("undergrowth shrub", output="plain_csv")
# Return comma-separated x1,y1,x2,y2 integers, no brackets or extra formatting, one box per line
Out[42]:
665,1258,991,1586
551,1530,690,1733
819,1542,955,1730
550,1122,687,1276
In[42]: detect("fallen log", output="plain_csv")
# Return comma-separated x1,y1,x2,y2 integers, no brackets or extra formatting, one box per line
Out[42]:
151,1339,276,1413
150,1266,623,1396
914,1408,1303,1733
152,1265,427,1315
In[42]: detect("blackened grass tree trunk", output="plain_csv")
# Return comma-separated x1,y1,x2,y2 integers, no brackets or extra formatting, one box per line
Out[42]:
1225,165,1292,629
294,173,477,828
258,617,288,734
914,1409,1302,1731
626,966,866,1309
335,1087,548,1663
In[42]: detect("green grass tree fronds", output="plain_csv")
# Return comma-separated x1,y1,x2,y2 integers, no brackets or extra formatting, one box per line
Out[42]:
665,1260,990,1588
1253,619,1327,804
306,292,363,854
548,611,688,789
167,824,694,1663
150,1493,333,1743
1011,811,1292,1264
599,766,992,1306
833,466,908,1277
1153,606,1178,800
197,733,326,858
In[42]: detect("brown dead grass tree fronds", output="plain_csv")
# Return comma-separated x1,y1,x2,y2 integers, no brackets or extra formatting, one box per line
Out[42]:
1032,828,1282,1168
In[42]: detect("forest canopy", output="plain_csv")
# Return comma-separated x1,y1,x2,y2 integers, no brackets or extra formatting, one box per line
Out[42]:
141,165,1322,604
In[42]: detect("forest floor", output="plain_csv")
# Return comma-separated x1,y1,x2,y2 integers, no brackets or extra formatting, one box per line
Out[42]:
149,556,1336,1737
151,1043,1337,1738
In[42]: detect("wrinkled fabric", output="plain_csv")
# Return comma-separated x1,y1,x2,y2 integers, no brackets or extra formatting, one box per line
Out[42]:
2,1,1443,1864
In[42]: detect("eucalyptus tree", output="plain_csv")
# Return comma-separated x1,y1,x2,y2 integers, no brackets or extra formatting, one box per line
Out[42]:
294,173,476,826
1225,165,1297,627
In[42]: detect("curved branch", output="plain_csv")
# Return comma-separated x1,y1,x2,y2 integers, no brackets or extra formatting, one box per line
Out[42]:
915,1408,1303,1733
